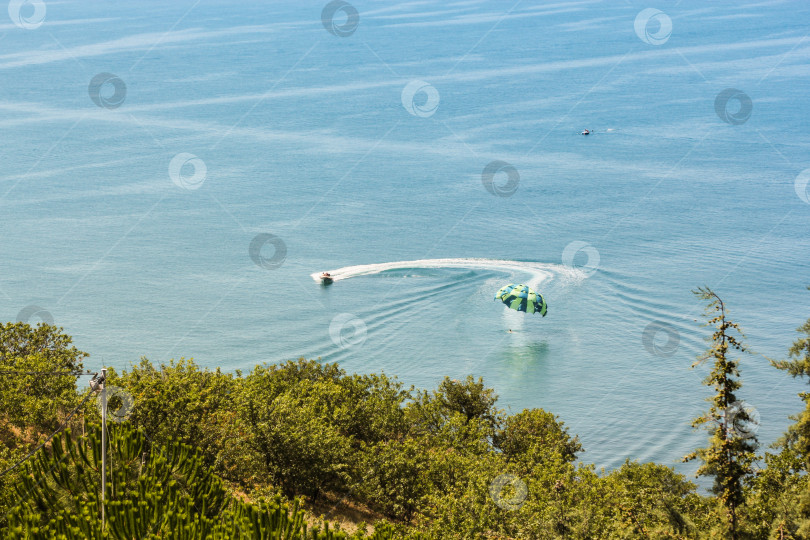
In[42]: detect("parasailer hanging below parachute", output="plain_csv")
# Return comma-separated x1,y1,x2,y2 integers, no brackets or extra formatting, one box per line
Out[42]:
494,284,547,317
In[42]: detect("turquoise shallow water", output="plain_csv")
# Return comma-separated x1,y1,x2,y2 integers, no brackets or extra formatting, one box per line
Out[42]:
1,1,810,480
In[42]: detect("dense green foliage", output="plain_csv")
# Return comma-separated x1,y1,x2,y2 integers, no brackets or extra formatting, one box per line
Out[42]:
0,322,87,438
0,323,89,530
2,286,810,538
95,358,715,538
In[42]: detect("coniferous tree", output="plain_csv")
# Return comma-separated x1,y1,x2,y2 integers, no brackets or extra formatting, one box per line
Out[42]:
684,287,758,539
771,287,810,535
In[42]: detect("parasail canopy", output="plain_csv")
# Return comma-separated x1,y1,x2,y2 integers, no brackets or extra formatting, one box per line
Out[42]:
494,284,547,317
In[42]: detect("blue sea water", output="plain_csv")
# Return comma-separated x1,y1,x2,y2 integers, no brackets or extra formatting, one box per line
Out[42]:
1,0,809,482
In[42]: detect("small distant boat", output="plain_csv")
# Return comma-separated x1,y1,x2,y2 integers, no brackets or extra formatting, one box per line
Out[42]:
581,129,591,135
319,272,334,285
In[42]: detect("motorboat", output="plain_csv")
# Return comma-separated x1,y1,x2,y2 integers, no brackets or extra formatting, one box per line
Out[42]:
581,129,590,135
319,272,334,285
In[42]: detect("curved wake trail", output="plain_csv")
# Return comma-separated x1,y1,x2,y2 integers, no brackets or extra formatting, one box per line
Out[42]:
311,258,583,289
312,259,587,335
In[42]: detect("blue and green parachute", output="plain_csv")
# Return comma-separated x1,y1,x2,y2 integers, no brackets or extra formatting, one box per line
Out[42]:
494,284,547,316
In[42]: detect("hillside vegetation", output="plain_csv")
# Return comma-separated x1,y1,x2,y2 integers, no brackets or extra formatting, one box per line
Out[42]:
2,288,810,538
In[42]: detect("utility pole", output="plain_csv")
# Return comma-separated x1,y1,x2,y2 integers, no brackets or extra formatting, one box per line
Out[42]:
101,367,107,531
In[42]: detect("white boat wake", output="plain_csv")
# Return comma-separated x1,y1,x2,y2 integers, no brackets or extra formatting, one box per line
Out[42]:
310,258,585,289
